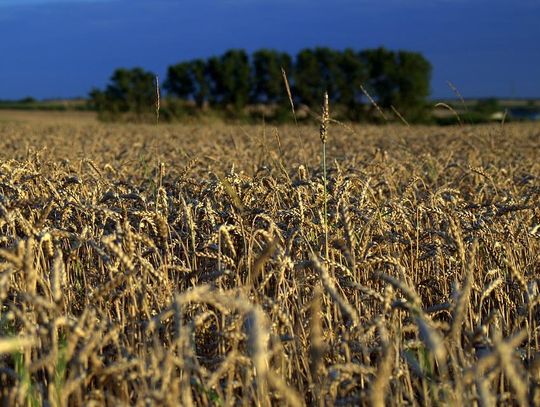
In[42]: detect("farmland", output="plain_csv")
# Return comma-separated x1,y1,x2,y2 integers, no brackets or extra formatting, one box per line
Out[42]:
0,116,539,406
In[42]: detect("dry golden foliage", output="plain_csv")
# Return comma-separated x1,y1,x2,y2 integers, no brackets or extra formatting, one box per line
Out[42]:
0,120,538,406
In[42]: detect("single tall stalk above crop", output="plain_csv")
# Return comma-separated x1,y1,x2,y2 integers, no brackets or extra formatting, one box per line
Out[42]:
155,75,160,126
320,92,329,260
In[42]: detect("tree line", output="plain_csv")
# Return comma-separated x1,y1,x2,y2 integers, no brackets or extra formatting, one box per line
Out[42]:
89,47,432,122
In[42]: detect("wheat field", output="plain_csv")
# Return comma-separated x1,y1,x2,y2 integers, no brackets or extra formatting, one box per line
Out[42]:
0,118,539,406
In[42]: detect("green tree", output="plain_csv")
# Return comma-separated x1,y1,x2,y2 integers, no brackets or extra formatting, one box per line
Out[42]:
165,62,195,100
360,48,431,121
205,56,223,106
165,59,210,108
394,50,432,120
293,48,320,107
251,49,292,104
336,49,368,118
314,47,342,102
90,67,156,120
191,59,210,108
293,48,342,107
206,50,252,110
360,47,398,108
88,88,110,114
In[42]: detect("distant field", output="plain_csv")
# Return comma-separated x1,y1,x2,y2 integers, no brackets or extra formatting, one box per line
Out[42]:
435,98,540,108
0,109,97,125
1,97,539,126
0,120,539,405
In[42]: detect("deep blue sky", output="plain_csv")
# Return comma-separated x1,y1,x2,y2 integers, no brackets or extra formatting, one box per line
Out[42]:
0,0,538,100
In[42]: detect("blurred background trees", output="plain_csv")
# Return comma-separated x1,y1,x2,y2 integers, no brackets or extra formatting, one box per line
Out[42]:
360,48,432,122
89,67,156,121
90,47,432,123
251,49,292,105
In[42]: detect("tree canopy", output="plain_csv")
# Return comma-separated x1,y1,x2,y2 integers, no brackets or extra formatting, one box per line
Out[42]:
91,47,432,122
90,67,156,121
251,49,292,104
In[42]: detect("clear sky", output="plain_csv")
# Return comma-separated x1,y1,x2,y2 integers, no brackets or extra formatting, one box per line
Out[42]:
0,0,538,100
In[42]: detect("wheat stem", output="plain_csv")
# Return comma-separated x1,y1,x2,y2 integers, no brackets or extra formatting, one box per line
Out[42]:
320,92,329,260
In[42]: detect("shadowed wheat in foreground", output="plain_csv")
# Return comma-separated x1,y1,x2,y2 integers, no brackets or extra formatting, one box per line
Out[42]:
0,121,539,406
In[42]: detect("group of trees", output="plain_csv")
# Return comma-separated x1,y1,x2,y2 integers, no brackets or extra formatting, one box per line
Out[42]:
90,47,432,122
89,68,158,121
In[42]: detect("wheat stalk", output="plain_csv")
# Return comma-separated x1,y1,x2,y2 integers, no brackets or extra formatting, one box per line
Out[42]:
320,92,330,260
